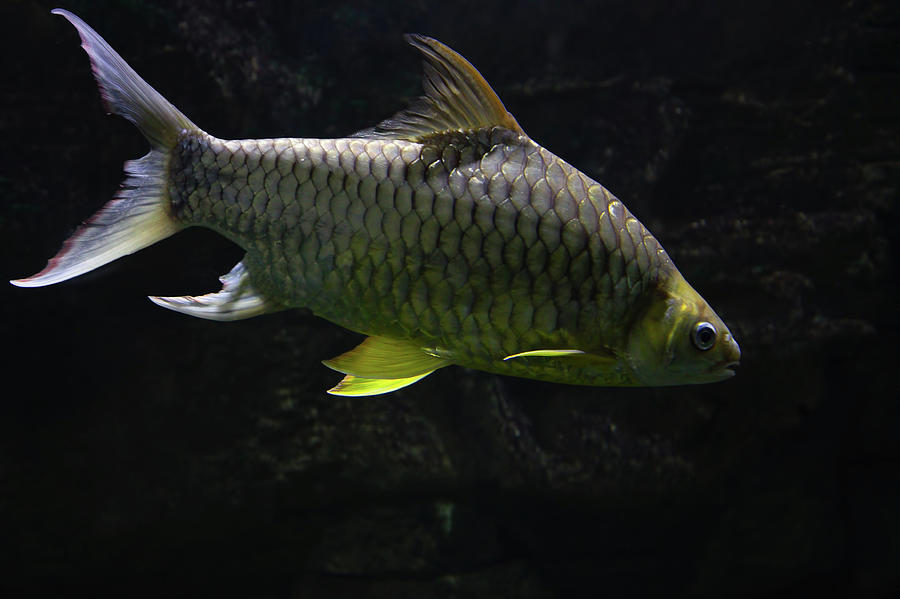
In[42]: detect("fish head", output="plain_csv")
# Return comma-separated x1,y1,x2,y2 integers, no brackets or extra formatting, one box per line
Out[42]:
625,272,740,386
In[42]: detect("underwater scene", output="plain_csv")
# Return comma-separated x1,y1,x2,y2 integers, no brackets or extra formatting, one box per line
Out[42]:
1,0,896,596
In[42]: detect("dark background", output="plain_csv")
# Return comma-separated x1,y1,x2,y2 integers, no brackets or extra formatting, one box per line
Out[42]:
1,0,897,597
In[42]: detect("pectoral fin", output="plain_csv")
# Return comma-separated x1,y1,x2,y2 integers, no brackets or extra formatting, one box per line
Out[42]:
503,349,586,360
323,336,451,396
502,348,621,374
148,260,281,321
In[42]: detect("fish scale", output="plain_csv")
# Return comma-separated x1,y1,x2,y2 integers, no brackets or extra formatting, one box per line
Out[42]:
14,11,740,394
169,124,663,369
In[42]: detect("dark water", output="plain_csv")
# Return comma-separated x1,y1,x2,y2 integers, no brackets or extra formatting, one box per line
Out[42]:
1,0,897,597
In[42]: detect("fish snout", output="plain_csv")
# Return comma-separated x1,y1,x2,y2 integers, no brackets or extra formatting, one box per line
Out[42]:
717,333,741,377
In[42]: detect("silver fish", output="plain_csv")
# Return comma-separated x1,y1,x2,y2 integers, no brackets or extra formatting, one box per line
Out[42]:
12,10,740,395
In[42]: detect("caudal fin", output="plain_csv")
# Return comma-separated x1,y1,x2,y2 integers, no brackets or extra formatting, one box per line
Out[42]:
11,9,199,287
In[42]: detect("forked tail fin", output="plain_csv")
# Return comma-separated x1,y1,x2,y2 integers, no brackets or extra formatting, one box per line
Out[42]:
11,9,199,287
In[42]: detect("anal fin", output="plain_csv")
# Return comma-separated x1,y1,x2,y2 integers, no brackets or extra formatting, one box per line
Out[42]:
148,261,280,321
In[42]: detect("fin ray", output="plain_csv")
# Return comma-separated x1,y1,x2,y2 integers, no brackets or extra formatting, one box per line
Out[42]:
50,9,196,147
503,349,586,360
11,10,200,287
327,372,435,397
355,35,524,141
11,151,180,287
148,261,281,321
323,336,451,379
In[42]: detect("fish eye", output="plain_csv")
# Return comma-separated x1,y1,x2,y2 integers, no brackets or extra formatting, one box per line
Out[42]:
692,322,717,351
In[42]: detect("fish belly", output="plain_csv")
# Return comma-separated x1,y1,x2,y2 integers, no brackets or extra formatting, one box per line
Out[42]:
168,127,668,366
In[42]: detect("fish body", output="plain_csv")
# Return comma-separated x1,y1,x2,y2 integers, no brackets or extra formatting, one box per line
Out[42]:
173,129,662,386
13,10,740,395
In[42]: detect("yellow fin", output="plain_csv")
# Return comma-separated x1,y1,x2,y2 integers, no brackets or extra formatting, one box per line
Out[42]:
327,372,435,397
503,349,586,361
322,335,451,379
354,35,524,141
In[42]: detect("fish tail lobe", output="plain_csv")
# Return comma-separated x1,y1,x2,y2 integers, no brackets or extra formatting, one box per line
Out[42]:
11,10,198,288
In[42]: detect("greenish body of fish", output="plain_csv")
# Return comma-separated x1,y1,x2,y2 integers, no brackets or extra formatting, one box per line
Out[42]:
13,10,740,395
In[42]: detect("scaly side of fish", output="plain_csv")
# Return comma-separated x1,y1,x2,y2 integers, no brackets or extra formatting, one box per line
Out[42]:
12,10,740,395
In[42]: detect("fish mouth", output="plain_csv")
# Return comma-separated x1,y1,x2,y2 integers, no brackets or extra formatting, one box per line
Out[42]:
714,335,741,379
715,361,740,378
705,359,739,381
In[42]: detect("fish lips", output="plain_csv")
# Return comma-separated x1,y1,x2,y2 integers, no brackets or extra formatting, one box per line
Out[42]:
715,360,740,378
712,334,741,379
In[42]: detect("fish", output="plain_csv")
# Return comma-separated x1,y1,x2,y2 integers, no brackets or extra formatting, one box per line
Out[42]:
11,9,740,396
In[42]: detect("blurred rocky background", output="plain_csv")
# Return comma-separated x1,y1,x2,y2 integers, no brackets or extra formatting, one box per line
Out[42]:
1,0,897,596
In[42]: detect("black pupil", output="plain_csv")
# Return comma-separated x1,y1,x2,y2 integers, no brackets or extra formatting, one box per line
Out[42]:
698,326,714,346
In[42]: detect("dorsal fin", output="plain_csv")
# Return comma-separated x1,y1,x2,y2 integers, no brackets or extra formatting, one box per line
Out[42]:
356,34,525,142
